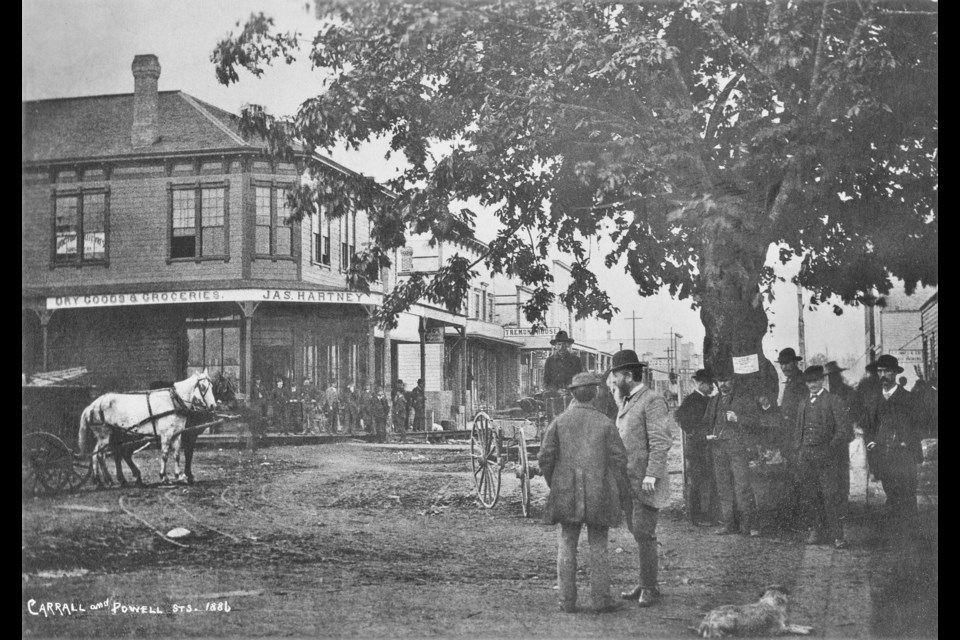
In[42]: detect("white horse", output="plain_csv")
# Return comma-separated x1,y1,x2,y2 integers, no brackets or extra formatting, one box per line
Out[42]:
78,371,218,486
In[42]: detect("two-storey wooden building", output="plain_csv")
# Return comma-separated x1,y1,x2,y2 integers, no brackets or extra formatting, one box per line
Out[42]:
22,54,463,398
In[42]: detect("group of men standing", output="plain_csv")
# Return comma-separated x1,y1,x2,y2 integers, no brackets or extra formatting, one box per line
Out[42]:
536,334,929,615
677,349,927,549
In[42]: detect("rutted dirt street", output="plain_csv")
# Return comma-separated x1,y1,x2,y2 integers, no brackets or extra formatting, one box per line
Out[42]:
22,442,937,638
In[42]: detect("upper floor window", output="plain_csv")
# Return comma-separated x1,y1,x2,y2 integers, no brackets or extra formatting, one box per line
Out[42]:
340,211,356,271
254,184,294,258
312,210,331,266
54,190,107,266
170,184,227,260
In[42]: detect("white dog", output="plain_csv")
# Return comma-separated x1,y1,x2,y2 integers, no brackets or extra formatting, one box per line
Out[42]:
695,586,813,638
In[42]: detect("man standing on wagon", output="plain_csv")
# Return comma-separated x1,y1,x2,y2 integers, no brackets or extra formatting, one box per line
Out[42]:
609,349,675,608
538,372,631,613
542,330,583,421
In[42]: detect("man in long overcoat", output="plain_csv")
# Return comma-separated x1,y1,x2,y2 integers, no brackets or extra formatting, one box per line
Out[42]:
794,365,854,548
861,354,923,534
676,369,718,526
609,350,674,608
538,372,630,613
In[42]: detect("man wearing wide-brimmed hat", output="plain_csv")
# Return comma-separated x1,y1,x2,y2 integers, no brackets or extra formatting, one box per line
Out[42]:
543,330,583,392
861,354,924,533
794,365,854,548
773,347,807,529
542,330,583,419
675,369,719,526
538,372,631,613
609,350,674,608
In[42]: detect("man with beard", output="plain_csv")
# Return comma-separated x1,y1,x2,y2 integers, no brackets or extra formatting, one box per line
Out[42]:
704,367,761,537
543,331,583,421
676,369,719,526
861,354,923,534
609,350,674,608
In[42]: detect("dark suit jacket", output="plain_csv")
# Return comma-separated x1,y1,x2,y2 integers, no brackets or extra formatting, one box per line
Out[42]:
861,386,922,465
795,390,854,454
543,352,583,391
676,390,711,458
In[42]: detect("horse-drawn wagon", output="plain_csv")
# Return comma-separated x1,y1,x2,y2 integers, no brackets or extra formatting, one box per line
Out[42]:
22,369,227,495
469,397,549,517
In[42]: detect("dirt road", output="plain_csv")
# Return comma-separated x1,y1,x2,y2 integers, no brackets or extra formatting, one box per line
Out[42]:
22,443,937,638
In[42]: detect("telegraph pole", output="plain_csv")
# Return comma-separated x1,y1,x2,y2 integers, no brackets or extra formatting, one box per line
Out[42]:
797,283,807,362
627,311,642,353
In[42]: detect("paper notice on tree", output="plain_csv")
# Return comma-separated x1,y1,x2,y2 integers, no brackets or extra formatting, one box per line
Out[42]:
732,354,759,374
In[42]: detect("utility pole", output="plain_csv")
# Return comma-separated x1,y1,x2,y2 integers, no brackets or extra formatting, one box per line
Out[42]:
627,311,642,353
797,283,807,362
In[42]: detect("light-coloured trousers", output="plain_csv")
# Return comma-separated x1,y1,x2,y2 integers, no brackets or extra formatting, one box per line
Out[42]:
558,523,611,609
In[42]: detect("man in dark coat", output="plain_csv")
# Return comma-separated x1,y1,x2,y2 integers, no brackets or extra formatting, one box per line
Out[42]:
409,379,426,431
542,330,583,421
538,372,630,613
861,354,923,533
794,366,854,548
676,369,718,526
610,350,675,608
704,367,760,537
775,347,808,528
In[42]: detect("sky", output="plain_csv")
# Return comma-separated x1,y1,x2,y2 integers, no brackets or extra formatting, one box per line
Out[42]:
23,0,881,374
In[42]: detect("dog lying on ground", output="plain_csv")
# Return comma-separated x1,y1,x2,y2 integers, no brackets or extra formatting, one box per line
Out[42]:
694,586,813,637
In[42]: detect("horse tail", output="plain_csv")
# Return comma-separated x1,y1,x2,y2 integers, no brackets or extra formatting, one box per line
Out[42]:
78,402,99,455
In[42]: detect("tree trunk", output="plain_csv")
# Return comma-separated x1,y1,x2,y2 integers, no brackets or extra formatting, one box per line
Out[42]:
697,195,779,401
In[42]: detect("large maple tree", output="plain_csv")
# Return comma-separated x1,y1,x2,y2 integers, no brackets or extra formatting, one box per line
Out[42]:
212,0,937,381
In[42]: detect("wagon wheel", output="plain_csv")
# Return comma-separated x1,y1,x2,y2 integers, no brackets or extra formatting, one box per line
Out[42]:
22,432,73,495
515,426,531,517
470,412,502,508
61,450,93,493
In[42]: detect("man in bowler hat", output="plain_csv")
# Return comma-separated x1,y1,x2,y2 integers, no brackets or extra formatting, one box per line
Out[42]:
794,365,854,548
609,350,675,608
676,369,719,526
538,372,631,613
861,354,923,533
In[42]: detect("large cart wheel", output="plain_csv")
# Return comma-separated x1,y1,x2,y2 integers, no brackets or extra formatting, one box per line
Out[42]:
22,432,73,495
62,451,92,493
471,412,502,508
515,426,531,517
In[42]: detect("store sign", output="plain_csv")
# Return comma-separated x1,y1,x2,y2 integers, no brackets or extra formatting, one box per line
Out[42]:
503,326,560,338
424,327,445,344
47,288,384,310
890,349,923,364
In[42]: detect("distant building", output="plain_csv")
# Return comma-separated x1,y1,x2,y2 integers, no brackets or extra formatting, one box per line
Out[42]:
920,291,938,384
864,285,937,386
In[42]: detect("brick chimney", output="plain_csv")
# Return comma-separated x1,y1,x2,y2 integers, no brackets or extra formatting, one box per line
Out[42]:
131,54,161,147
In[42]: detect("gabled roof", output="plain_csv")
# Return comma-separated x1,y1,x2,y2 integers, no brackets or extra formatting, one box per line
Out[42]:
22,90,258,163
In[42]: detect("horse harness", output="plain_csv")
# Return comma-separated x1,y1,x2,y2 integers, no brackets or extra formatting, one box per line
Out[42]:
101,385,208,441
